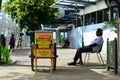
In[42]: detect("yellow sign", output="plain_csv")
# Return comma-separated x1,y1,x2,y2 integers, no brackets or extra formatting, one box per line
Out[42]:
35,49,52,57
35,32,53,40
37,40,52,48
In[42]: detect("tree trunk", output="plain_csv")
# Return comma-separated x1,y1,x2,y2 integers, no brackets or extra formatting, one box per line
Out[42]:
0,0,2,10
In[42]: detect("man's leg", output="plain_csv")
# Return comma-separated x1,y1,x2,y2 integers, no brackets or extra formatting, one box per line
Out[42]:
68,46,92,65
74,47,92,63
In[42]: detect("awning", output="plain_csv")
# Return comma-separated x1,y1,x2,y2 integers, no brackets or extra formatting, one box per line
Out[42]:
51,0,99,10
52,0,99,25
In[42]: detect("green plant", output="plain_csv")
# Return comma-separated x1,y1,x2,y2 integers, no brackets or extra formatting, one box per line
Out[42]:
103,18,117,33
0,45,12,64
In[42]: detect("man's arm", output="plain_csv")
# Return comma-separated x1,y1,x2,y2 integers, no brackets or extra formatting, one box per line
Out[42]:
89,43,97,47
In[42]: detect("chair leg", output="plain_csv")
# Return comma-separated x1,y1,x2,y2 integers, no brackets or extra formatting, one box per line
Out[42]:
84,53,87,63
98,53,104,65
84,53,90,64
96,53,101,63
84,52,104,65
96,53,104,65
87,53,90,63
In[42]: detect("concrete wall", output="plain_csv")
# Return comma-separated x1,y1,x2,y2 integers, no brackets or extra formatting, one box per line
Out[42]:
80,0,107,15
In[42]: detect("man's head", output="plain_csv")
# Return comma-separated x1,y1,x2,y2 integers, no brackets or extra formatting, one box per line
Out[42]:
1,34,4,37
12,34,14,36
96,28,103,36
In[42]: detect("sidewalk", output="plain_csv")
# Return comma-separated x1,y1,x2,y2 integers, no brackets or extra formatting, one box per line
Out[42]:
0,48,120,80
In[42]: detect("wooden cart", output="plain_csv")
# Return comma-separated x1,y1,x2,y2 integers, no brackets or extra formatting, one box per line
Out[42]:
31,31,57,74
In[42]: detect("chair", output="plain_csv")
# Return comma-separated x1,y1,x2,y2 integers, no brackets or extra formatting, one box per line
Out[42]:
84,45,104,65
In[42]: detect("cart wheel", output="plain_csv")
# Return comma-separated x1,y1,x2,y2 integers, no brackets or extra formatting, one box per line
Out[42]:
31,44,35,71
53,43,58,71
107,66,110,71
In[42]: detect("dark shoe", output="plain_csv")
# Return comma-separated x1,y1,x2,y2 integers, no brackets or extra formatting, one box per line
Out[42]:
77,61,83,65
29,55,31,58
68,62,76,66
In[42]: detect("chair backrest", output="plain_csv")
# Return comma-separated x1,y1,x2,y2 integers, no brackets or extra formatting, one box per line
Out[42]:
96,43,103,53
97,46,102,53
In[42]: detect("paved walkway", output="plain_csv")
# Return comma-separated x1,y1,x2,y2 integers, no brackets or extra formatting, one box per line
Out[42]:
0,47,120,80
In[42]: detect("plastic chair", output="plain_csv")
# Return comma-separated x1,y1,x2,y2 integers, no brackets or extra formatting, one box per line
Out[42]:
84,45,104,65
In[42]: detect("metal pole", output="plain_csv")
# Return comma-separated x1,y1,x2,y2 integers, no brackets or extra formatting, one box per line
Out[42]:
75,1,77,27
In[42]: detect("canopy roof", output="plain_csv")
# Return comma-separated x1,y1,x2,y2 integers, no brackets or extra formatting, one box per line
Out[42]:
52,0,99,10
52,0,99,25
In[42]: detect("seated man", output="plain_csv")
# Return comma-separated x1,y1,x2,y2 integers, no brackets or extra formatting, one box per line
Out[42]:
68,28,103,65
62,39,70,48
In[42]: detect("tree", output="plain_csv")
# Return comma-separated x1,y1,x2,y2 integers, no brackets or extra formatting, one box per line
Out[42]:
0,0,2,10
103,18,117,33
2,0,58,31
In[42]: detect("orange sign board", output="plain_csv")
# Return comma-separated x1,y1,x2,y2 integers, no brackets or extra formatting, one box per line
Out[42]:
35,32,53,40
35,49,52,57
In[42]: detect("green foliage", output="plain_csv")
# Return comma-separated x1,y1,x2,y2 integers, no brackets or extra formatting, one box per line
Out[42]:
103,18,117,33
0,45,12,64
2,0,58,31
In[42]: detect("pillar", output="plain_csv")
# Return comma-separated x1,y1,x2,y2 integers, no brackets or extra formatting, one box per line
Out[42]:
117,18,120,73
56,30,60,46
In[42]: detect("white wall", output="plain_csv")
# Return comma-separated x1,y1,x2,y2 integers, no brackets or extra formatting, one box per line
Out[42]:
0,10,19,48
69,23,117,50
80,0,107,15
83,23,117,50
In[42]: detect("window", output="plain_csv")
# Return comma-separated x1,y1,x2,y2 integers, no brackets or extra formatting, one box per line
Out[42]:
97,10,102,23
91,12,96,24
85,14,90,25
103,8,109,22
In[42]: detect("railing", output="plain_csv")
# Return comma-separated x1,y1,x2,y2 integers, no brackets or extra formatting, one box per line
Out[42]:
107,38,118,74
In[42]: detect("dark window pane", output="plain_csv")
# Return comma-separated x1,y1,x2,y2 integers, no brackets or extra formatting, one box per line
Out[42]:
91,12,96,24
85,14,90,25
104,8,109,21
97,10,102,23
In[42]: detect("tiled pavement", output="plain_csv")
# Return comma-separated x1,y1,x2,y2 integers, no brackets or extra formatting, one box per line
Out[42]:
0,47,120,80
